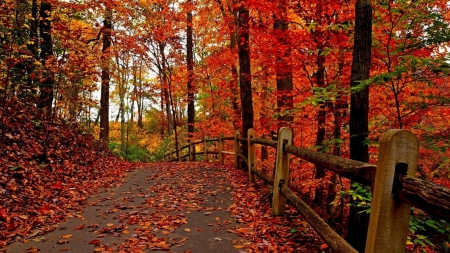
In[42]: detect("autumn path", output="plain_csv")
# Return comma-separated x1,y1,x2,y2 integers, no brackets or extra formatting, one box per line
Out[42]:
5,162,248,253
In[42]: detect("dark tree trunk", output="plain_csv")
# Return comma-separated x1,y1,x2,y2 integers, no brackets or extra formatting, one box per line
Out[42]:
273,1,293,129
237,2,253,164
160,81,165,138
99,12,112,143
327,89,346,215
347,0,372,252
159,42,172,136
37,1,54,114
27,0,38,93
136,65,144,129
186,1,195,154
215,0,241,130
313,52,327,206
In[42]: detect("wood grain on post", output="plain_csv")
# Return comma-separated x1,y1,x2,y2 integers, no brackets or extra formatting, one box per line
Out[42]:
248,128,256,183
365,130,419,253
272,127,293,215
234,130,240,169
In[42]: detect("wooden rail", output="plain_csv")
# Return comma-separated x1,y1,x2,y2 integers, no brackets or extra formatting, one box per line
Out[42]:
164,128,450,252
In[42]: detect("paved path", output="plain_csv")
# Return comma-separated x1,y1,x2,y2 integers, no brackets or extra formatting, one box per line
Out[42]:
5,163,247,253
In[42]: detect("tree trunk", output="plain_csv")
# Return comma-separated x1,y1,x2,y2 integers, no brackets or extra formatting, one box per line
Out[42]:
313,51,327,207
237,2,253,164
137,65,144,129
159,42,172,136
27,0,38,93
216,0,241,130
115,52,129,153
186,1,195,159
347,0,372,251
99,11,112,143
274,1,293,129
37,1,54,115
12,0,30,97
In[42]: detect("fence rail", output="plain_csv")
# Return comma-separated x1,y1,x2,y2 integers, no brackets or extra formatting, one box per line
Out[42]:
163,128,450,252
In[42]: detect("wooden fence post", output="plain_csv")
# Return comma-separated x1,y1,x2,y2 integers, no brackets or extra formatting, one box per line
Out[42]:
272,127,293,215
365,130,419,253
219,133,224,165
204,136,209,162
248,128,256,183
234,130,240,169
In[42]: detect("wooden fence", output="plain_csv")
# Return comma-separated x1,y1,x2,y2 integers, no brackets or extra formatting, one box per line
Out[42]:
163,128,450,253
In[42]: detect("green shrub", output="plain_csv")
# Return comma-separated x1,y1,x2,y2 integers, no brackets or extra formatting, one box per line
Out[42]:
108,141,151,162
340,182,450,251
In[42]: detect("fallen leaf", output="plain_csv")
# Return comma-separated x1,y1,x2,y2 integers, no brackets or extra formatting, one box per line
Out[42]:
73,224,85,231
88,239,101,245
184,228,190,232
61,234,73,239
233,245,244,249
26,248,39,253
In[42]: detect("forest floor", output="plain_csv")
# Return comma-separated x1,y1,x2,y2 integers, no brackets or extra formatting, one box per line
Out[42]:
4,163,246,253
0,108,324,252
2,162,324,253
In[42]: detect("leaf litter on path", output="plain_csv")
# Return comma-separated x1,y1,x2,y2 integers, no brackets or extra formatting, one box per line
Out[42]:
4,161,324,252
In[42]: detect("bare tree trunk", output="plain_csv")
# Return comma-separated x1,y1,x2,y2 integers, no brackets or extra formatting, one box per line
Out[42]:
215,0,240,129
37,1,54,116
186,0,195,160
274,1,293,129
327,57,346,215
99,11,112,143
26,0,38,100
347,0,372,251
313,51,326,207
237,1,253,164
137,65,144,129
159,42,172,136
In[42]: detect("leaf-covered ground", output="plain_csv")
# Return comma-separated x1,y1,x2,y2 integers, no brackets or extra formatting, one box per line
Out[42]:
0,107,324,252
3,161,324,253
0,106,136,248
